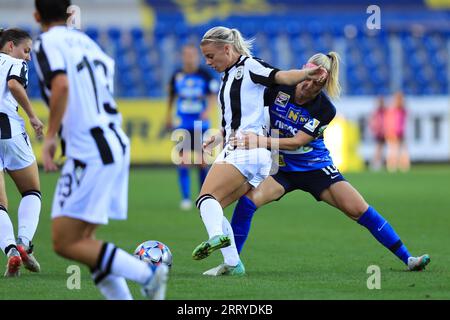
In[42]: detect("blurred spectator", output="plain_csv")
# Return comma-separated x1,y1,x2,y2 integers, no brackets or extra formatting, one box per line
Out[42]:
166,44,218,210
369,96,386,171
384,92,410,172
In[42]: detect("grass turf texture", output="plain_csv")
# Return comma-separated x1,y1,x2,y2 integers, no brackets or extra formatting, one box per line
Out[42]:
1,166,449,300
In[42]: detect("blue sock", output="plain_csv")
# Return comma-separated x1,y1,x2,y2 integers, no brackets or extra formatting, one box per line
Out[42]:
230,196,257,254
357,206,411,265
199,167,208,189
177,167,190,200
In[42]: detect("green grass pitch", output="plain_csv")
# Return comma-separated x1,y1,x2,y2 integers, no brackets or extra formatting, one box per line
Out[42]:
1,166,449,300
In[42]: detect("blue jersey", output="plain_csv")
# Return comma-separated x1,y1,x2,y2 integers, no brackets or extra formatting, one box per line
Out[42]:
169,67,217,130
265,85,336,172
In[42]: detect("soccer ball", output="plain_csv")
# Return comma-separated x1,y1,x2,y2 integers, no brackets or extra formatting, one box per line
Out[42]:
133,240,173,267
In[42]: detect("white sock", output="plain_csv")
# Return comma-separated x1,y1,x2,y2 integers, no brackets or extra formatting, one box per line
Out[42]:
197,196,224,238
92,272,133,300
0,207,16,254
18,191,41,247
97,243,152,285
220,216,240,266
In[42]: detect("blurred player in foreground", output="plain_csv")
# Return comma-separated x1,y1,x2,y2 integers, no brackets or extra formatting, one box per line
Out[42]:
33,0,168,299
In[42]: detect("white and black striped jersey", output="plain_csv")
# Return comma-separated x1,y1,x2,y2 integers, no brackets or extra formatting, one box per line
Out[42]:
32,26,127,164
0,53,28,139
218,55,279,143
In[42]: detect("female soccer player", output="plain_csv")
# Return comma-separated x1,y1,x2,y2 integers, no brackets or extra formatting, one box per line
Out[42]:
192,26,326,275
33,0,168,299
214,52,429,276
0,28,44,277
166,44,218,210
385,91,410,172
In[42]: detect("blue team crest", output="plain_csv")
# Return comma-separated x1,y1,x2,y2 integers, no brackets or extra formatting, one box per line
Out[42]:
275,91,290,108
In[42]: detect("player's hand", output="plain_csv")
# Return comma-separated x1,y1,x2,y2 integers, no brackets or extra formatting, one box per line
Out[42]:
29,116,44,139
203,134,223,156
230,132,260,149
304,66,328,83
202,135,216,156
42,136,59,172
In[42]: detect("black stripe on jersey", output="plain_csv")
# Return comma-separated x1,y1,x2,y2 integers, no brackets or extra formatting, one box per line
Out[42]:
229,57,248,131
109,123,126,155
7,75,27,88
0,113,12,139
6,63,28,88
219,72,229,140
77,57,100,113
249,69,278,87
90,127,114,165
36,41,52,88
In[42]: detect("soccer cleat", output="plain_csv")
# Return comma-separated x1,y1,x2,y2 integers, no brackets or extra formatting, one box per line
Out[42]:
16,241,41,273
203,261,246,276
4,248,22,277
180,199,193,211
141,264,169,300
408,254,431,271
192,234,231,260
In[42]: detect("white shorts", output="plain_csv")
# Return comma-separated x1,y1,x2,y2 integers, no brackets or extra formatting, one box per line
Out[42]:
51,149,130,225
214,145,272,188
0,133,36,171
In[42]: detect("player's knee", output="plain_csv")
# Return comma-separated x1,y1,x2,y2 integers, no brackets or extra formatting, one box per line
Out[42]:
52,234,72,258
340,202,363,220
52,239,67,257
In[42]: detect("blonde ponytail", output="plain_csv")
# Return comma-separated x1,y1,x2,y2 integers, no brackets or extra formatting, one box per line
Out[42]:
307,51,341,99
201,26,254,57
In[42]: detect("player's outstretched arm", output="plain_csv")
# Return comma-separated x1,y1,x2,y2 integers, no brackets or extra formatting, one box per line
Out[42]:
42,73,69,172
8,78,44,138
230,130,314,151
275,67,327,86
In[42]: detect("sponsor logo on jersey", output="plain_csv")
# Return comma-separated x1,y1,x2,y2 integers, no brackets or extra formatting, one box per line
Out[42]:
287,108,300,123
274,91,290,108
304,118,320,133
278,154,286,167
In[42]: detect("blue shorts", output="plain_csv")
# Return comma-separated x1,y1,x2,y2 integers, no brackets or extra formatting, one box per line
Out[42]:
272,165,346,201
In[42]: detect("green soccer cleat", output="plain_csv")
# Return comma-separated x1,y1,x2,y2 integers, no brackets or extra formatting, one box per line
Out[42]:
203,260,246,276
192,234,231,260
408,254,431,271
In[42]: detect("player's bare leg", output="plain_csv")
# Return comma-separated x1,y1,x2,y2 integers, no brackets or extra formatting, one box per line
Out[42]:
9,162,41,272
0,171,22,277
53,217,168,299
193,162,247,260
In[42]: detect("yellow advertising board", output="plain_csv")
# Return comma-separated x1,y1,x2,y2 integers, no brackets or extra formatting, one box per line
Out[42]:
25,99,220,165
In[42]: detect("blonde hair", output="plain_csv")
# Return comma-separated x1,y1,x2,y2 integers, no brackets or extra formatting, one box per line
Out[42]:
200,26,254,57
308,51,341,99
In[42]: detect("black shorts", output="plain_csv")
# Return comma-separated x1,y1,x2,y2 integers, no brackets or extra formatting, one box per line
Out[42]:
272,165,346,201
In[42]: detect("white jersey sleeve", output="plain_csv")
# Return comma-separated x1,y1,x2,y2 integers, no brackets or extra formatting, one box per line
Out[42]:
246,58,279,87
34,36,67,87
7,59,28,88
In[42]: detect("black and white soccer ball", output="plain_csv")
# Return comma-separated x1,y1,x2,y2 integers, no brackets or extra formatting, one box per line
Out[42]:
133,240,173,268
